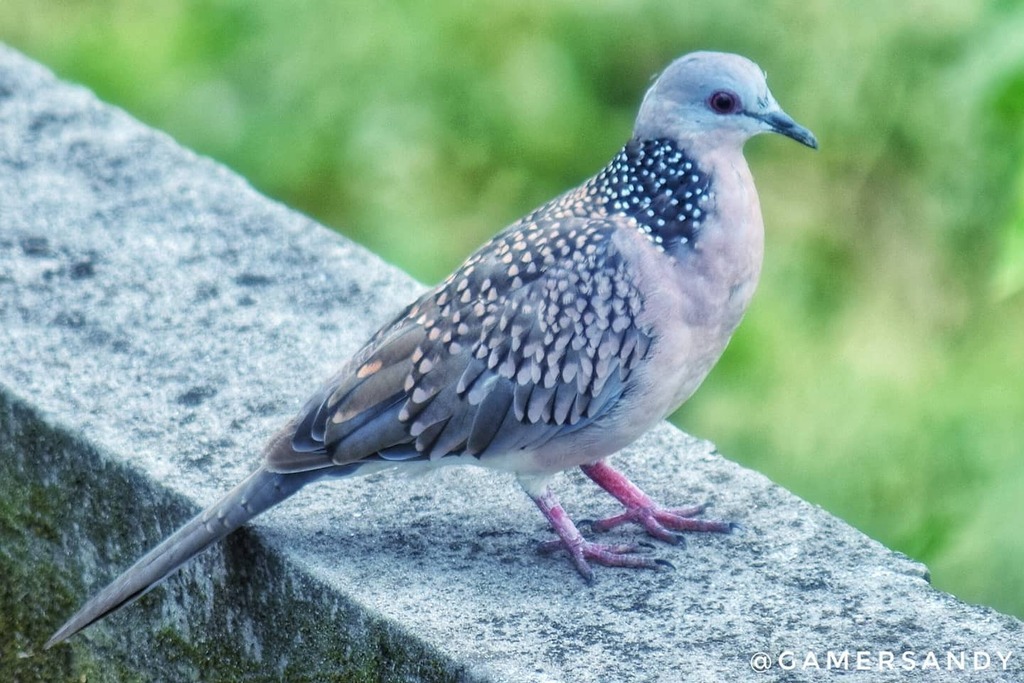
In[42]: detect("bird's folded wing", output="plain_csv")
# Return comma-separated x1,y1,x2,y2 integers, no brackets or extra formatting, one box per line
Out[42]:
265,215,654,474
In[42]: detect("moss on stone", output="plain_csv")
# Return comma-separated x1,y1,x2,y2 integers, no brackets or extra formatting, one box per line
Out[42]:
0,391,467,682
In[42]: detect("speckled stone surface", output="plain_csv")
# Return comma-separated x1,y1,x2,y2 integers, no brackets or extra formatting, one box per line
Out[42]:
1,44,1021,682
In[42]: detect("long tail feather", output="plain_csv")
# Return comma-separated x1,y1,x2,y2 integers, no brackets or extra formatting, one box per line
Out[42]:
46,466,320,648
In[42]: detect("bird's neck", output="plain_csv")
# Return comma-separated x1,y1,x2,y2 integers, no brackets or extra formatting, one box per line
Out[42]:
588,138,713,252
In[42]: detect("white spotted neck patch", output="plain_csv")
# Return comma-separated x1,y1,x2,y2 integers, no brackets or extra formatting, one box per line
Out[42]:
588,138,713,251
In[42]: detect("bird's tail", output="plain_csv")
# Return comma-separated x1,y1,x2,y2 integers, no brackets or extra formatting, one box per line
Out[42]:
46,466,321,648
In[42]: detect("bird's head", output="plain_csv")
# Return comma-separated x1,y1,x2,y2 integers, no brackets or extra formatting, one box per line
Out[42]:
634,51,817,153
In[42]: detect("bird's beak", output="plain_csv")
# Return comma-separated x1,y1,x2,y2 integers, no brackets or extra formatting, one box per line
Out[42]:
758,110,818,149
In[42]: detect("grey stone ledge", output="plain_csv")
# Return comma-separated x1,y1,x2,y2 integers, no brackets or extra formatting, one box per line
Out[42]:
0,44,1020,682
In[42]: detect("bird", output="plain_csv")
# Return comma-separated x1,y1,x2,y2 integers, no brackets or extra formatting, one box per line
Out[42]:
47,51,817,647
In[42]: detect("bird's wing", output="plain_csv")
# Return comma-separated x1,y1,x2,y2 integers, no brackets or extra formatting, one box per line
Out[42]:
265,214,654,474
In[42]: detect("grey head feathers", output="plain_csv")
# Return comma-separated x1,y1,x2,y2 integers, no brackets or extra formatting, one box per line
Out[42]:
635,51,817,152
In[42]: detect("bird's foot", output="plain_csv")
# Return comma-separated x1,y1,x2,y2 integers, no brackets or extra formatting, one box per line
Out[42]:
536,537,670,583
580,460,735,545
586,503,733,544
527,485,669,582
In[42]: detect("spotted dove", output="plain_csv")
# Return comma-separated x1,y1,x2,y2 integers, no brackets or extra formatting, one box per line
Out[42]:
47,51,817,647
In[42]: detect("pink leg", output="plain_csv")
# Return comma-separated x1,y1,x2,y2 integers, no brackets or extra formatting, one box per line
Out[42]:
580,460,734,544
529,487,668,582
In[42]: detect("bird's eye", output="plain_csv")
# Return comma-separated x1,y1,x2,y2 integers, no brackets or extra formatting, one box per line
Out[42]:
708,90,740,114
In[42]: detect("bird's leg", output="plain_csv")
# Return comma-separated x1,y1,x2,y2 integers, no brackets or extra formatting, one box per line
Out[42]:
580,460,733,544
528,486,667,582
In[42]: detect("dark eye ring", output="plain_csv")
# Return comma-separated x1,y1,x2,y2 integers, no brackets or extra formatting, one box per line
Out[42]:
708,90,740,114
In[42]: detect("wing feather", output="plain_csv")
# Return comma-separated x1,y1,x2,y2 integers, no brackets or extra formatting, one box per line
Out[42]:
264,215,655,475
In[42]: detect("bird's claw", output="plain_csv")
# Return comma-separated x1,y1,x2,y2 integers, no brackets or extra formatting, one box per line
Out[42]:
537,537,669,582
589,503,733,543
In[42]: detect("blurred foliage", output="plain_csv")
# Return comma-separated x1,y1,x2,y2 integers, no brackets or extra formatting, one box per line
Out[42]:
3,0,1023,620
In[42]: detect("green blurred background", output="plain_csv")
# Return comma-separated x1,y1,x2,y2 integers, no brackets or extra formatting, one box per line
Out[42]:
3,0,1022,620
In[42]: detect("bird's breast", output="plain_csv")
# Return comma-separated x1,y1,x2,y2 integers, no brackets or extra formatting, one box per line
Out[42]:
615,154,765,420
